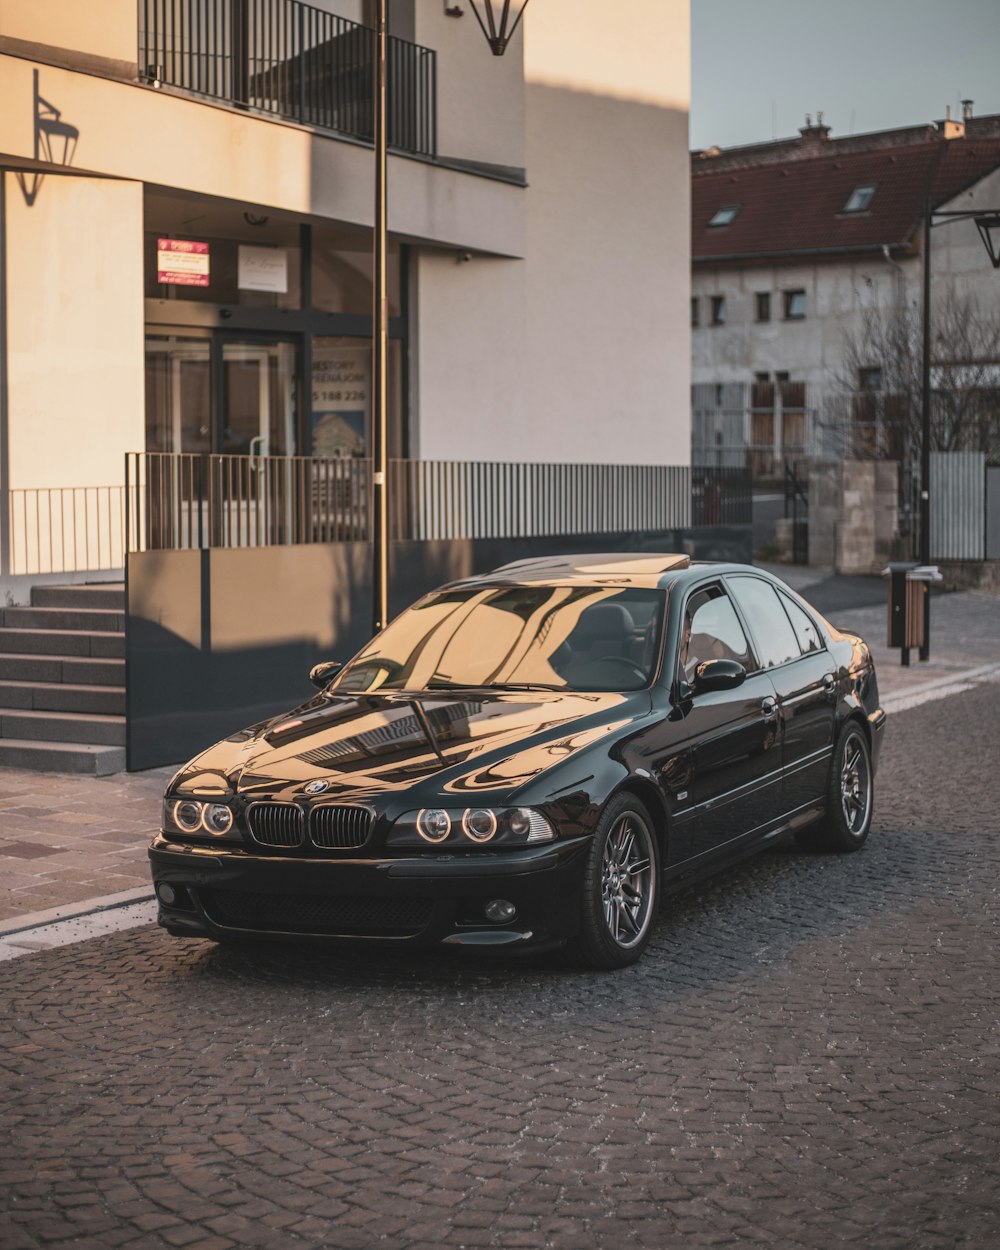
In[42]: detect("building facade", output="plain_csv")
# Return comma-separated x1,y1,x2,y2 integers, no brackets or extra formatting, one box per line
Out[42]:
690,108,1000,475
0,0,692,598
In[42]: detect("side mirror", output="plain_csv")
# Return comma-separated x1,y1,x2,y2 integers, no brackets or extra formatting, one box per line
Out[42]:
309,660,343,689
693,658,746,693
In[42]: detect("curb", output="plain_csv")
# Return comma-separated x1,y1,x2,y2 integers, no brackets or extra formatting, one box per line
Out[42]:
0,885,156,939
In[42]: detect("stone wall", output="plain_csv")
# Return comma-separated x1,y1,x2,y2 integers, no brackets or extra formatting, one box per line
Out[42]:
808,460,899,573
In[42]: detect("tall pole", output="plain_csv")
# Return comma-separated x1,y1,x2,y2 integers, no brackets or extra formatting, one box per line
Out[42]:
919,200,932,659
371,0,389,635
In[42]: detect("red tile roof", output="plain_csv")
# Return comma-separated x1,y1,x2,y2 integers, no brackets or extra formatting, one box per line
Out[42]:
692,138,1000,264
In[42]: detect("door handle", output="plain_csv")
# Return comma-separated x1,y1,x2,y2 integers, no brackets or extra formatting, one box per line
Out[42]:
761,696,779,721
823,673,837,694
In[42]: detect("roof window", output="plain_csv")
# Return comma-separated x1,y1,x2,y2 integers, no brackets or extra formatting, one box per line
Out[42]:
843,185,877,213
708,204,741,228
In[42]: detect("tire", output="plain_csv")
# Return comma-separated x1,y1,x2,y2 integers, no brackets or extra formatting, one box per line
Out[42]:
797,721,873,853
569,794,659,970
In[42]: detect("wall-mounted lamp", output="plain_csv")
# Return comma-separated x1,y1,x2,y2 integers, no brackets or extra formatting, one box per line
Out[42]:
975,214,1000,268
469,0,531,55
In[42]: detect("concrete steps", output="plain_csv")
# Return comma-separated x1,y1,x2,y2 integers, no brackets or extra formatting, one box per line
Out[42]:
0,582,128,775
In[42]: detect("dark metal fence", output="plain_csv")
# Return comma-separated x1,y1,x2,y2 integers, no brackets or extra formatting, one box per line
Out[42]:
123,455,751,554
138,0,436,157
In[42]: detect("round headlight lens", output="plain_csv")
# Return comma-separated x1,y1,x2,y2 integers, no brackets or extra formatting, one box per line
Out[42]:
203,804,233,835
462,808,498,843
173,800,203,832
416,808,452,843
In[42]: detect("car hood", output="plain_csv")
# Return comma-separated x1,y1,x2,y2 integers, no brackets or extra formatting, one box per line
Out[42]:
172,688,649,803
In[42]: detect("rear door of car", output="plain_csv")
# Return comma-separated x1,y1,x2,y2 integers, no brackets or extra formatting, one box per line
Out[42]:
641,579,785,865
725,575,837,816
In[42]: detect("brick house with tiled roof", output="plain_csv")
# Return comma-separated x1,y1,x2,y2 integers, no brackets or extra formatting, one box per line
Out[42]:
690,109,1000,473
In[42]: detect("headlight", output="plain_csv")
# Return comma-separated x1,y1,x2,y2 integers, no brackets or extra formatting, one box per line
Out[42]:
172,800,203,832
416,808,452,844
162,798,239,841
388,806,554,849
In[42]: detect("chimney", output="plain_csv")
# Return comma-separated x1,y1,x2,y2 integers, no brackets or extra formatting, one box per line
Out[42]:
799,111,832,149
938,104,965,140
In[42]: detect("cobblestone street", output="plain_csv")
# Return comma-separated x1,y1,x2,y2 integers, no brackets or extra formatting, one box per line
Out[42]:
2,676,999,1249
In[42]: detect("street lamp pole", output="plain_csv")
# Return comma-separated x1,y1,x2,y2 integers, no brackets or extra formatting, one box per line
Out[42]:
919,201,932,661
371,0,389,636
369,0,531,636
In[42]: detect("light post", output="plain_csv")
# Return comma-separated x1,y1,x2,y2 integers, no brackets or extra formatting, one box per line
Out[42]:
917,204,1000,660
369,0,531,635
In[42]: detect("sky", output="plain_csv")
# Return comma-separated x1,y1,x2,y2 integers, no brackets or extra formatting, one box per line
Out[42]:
691,0,1000,151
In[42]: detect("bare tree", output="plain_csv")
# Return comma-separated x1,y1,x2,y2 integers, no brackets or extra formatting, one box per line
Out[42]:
825,290,1000,462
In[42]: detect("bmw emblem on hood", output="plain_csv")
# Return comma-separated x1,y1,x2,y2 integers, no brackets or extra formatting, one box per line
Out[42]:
305,779,330,794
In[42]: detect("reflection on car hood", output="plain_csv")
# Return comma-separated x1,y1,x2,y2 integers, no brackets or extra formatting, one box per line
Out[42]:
174,688,648,800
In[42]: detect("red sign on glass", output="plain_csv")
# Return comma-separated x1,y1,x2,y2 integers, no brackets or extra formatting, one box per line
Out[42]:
157,238,210,286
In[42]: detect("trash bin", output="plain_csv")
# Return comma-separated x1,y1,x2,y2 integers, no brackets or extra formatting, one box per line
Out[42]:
882,562,943,664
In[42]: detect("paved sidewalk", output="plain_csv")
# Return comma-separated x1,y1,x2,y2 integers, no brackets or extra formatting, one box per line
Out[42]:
0,572,997,928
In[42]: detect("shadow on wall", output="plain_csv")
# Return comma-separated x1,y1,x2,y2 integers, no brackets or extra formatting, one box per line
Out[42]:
126,528,750,771
15,70,80,207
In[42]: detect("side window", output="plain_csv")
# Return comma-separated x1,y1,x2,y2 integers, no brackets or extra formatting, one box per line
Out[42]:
780,593,823,655
727,577,800,669
680,587,752,682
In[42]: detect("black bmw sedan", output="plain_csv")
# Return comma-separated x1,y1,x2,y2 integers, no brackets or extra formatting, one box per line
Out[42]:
149,554,885,969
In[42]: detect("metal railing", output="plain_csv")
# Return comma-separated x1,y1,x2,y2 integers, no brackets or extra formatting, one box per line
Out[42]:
139,0,436,157
125,454,725,553
8,487,126,575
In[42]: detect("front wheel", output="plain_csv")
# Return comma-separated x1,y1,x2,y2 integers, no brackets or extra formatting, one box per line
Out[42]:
797,722,873,853
569,794,659,970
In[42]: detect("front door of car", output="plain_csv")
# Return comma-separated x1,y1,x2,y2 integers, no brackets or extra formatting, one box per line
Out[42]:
639,582,784,866
726,575,837,815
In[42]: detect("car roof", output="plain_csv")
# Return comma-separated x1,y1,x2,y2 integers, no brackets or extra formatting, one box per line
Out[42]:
441,554,788,593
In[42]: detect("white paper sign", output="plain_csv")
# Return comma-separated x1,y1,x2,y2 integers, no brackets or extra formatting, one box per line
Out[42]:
238,245,288,293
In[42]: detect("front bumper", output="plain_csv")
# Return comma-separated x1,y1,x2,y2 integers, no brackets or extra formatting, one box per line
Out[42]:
148,835,590,951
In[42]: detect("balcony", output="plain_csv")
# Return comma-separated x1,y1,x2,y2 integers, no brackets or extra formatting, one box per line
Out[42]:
138,0,436,158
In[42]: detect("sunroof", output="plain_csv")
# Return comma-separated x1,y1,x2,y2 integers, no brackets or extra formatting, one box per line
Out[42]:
843,185,877,213
708,204,740,227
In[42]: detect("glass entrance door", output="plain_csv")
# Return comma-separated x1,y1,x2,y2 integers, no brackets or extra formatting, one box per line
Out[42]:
221,339,298,458
145,332,299,457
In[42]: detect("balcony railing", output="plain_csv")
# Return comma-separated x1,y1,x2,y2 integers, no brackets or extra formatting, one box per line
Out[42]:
123,455,730,553
139,0,436,157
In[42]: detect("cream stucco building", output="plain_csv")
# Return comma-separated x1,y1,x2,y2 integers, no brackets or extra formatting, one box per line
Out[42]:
0,0,692,599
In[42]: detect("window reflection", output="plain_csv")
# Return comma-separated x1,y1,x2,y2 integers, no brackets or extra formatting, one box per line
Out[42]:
335,587,666,694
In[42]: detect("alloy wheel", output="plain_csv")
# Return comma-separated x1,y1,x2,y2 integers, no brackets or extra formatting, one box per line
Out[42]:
840,731,872,835
601,813,655,948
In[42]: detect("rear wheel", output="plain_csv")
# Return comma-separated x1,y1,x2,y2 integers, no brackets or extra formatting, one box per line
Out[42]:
569,794,659,970
797,722,873,852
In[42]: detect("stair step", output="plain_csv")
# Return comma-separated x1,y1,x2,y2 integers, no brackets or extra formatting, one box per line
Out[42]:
0,653,125,685
0,606,125,633
0,738,126,776
0,707,125,746
0,680,125,715
30,583,125,611
0,627,124,658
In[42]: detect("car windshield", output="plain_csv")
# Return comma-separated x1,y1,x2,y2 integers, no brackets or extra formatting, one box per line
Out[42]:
333,585,666,694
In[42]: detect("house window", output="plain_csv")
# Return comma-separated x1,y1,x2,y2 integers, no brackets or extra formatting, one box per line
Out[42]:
708,204,740,228
783,290,806,320
691,297,700,328
859,367,883,391
755,292,771,322
844,185,877,213
710,296,726,326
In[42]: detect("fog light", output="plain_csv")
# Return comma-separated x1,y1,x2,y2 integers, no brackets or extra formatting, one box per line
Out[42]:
156,882,177,906
484,898,517,923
